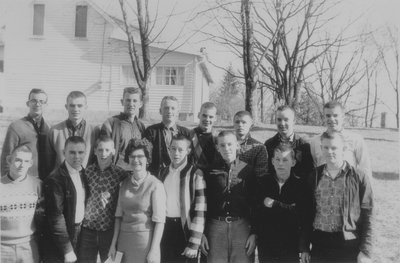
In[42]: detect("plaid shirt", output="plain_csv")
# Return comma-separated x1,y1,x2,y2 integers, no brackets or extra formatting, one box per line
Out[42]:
238,134,268,177
83,163,128,231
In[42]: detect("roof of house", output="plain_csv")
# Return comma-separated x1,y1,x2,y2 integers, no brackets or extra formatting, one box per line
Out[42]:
88,0,213,83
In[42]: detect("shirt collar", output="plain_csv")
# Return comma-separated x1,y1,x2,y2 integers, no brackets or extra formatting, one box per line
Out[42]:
119,112,138,122
162,122,177,131
238,133,251,145
278,132,295,143
66,118,85,130
170,157,188,173
322,161,346,179
7,173,28,182
65,161,82,176
94,161,115,172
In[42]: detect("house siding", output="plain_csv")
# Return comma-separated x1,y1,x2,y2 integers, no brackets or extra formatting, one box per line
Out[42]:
1,0,210,120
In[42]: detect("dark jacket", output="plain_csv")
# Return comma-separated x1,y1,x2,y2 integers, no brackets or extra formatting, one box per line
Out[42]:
299,162,374,257
254,172,312,252
144,122,193,175
43,162,89,256
265,133,314,179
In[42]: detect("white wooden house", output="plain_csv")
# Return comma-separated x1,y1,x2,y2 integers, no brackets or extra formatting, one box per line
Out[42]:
0,0,213,121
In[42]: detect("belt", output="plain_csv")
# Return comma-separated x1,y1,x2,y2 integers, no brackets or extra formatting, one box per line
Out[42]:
213,216,243,223
166,217,181,223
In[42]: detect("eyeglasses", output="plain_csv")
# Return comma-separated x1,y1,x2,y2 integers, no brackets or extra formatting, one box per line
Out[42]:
28,99,47,105
129,154,146,160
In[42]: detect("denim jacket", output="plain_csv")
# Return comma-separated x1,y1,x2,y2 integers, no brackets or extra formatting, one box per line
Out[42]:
299,161,374,257
44,162,88,255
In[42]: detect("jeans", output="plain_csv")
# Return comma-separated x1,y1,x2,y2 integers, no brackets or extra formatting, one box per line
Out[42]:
311,230,360,263
78,227,114,263
1,239,39,263
205,218,254,263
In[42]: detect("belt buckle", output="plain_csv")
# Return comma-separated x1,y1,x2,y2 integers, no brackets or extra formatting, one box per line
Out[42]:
225,216,232,223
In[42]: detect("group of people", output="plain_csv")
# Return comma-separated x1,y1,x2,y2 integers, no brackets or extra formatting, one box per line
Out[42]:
0,87,374,263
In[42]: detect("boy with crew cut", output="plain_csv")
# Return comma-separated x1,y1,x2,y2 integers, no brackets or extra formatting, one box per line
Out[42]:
264,105,313,179
78,136,129,263
158,134,207,263
44,91,98,177
233,111,268,178
300,131,373,263
310,101,372,180
254,144,312,263
1,89,50,179
100,87,145,171
201,131,257,263
1,145,45,263
145,96,193,176
43,136,89,263
192,102,218,170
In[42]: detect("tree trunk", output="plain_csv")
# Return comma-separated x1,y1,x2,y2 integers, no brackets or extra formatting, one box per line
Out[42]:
242,0,258,121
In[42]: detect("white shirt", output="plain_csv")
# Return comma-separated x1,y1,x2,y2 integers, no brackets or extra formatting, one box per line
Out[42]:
65,161,85,223
164,158,187,217
310,129,372,180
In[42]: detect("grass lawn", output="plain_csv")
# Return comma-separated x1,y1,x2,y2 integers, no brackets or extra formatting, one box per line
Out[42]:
0,116,398,263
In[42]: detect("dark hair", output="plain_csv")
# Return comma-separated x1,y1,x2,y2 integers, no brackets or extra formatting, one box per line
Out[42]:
66,91,87,103
200,102,217,111
171,134,191,149
160,96,179,107
320,131,345,144
323,101,344,112
273,144,295,160
10,144,33,157
234,110,253,120
124,138,153,164
28,89,47,101
94,135,114,149
276,105,295,115
123,87,143,100
64,136,86,149
216,130,237,144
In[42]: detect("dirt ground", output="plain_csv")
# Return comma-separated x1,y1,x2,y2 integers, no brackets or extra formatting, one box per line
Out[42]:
0,116,399,262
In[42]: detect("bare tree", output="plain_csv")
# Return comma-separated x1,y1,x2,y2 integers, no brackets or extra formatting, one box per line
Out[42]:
118,0,202,118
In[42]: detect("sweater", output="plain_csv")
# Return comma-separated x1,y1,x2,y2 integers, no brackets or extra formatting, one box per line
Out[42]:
44,119,98,178
0,174,45,245
1,115,50,178
159,163,207,250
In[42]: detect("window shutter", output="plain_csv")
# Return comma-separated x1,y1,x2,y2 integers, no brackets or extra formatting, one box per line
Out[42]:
33,4,45,36
75,6,88,37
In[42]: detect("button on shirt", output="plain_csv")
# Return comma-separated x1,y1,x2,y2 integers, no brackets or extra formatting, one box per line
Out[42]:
164,159,187,217
65,161,85,223
313,165,345,233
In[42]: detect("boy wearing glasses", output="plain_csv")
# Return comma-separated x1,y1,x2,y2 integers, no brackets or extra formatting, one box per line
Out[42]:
158,134,207,263
100,87,146,171
1,89,50,179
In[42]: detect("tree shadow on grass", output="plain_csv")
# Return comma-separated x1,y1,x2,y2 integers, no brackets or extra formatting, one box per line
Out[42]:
373,172,399,181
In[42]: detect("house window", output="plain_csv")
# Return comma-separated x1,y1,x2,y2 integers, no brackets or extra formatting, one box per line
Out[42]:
75,5,88,38
156,67,184,86
120,66,136,85
33,4,45,36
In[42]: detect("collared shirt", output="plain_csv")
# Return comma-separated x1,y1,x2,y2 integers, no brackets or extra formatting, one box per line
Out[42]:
310,129,372,180
164,158,188,217
313,164,346,233
163,123,178,152
66,119,86,137
117,112,142,154
65,161,85,223
83,162,128,231
205,157,256,218
238,134,268,178
278,133,295,144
